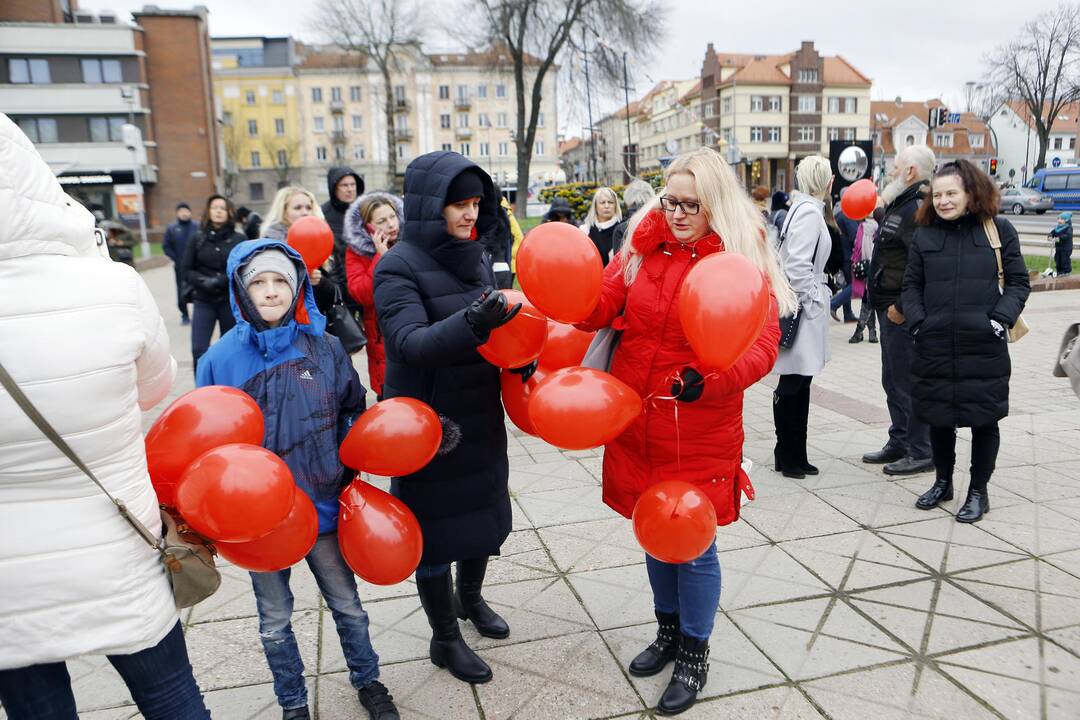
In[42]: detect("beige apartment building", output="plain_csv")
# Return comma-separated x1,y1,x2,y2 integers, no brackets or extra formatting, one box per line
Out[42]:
636,78,704,174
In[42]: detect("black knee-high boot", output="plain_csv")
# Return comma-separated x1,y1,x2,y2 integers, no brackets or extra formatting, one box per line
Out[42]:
454,557,509,639
795,384,818,475
773,391,805,479
416,571,492,683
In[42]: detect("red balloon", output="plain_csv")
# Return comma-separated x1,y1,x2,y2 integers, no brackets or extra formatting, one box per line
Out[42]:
840,178,878,221
478,290,548,369
339,397,442,476
216,491,318,572
338,479,423,585
678,253,770,371
500,367,548,436
145,386,265,507
517,223,603,323
538,321,595,372
527,367,642,450
632,480,718,564
287,216,334,270
176,443,296,542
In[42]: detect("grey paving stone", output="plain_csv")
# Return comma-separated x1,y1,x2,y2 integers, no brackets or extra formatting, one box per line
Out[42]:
538,517,646,573
566,562,654,630
317,665,480,720
777,529,932,591
718,544,831,611
675,686,823,719
467,576,594,649
485,529,560,584
202,680,311,719
514,483,619,528
739,491,862,542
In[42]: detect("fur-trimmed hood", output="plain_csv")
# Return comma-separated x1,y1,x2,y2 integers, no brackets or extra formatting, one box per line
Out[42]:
343,191,404,257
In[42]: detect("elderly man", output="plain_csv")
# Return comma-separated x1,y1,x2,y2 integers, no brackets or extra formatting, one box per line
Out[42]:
863,145,936,476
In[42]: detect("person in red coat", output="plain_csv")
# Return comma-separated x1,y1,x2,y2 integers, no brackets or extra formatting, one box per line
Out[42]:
577,147,795,716
344,192,402,398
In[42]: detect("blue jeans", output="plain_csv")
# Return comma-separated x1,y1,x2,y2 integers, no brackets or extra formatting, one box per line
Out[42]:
644,542,721,641
0,622,209,720
190,299,235,374
250,533,379,710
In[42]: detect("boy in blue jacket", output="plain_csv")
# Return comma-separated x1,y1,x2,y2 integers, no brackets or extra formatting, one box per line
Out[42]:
197,239,398,720
1049,211,1073,277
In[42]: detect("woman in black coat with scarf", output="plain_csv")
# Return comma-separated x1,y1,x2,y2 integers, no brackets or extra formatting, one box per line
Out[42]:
902,160,1030,523
373,151,522,685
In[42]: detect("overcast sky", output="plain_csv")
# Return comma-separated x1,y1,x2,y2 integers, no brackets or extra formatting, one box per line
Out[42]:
83,0,1065,134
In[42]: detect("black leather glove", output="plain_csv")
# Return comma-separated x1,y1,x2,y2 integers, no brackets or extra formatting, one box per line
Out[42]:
509,359,538,383
466,286,521,334
672,367,705,403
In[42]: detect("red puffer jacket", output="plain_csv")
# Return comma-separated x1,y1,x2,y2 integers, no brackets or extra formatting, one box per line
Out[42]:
577,209,780,525
345,248,386,396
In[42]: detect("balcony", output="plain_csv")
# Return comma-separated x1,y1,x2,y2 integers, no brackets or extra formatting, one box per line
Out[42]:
455,126,473,139
454,96,471,110
394,97,411,112
394,127,413,141
329,100,345,113
331,131,347,145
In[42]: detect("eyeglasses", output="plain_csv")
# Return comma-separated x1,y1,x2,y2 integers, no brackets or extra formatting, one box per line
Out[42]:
659,195,701,216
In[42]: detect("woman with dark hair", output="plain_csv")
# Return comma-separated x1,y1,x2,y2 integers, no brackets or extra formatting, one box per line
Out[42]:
180,194,246,372
903,159,1030,523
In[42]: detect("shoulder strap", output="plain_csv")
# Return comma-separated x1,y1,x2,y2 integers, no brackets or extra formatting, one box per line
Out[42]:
778,202,814,248
0,360,163,551
983,218,1005,289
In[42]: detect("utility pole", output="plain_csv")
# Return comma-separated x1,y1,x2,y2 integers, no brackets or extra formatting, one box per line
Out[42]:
622,51,634,178
583,25,597,184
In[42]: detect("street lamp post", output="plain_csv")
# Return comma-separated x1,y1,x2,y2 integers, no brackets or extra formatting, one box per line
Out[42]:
120,87,150,260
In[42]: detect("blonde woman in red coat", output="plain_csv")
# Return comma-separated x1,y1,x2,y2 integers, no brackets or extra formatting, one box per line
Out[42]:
344,193,402,398
577,148,795,715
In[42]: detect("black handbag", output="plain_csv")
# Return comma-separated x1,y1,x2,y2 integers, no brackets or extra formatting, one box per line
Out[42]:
852,258,870,280
326,284,368,354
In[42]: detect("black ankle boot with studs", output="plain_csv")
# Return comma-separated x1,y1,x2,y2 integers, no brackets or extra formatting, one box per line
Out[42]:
656,635,709,716
629,610,680,677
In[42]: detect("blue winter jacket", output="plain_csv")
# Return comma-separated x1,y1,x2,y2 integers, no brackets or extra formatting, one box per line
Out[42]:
196,239,366,533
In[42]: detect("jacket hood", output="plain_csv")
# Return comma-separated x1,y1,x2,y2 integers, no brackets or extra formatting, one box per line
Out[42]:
0,114,107,262
400,151,496,282
630,208,723,257
226,239,326,357
344,191,404,257
326,166,365,213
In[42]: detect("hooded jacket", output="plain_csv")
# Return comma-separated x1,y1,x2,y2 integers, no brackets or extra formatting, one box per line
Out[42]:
195,239,365,532
0,114,178,669
871,180,926,311
180,222,246,304
344,192,404,396
373,151,509,565
576,209,780,524
321,166,365,303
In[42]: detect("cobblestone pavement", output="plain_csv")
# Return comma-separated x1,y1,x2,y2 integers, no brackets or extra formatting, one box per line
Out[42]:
11,267,1080,720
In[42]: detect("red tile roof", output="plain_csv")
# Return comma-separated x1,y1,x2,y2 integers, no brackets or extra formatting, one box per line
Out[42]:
871,99,994,157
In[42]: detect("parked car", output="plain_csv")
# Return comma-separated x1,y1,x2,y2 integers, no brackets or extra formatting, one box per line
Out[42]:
999,186,1054,215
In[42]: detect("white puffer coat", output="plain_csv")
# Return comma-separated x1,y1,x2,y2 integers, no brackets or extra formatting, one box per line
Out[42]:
0,113,178,669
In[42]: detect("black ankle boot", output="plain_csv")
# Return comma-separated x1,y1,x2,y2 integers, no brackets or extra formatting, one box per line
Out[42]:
629,611,680,677
773,393,805,479
956,485,989,523
416,571,492,683
657,635,709,716
916,474,953,510
454,557,509,639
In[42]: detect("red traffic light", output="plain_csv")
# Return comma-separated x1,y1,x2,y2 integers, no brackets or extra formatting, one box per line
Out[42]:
989,158,998,175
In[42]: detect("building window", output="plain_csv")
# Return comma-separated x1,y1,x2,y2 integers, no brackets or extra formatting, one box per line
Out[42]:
934,132,953,148
333,115,345,132
827,127,839,141
750,127,763,142
457,112,469,128
393,84,406,105
80,58,122,83
245,90,256,105
439,85,450,100
395,114,408,132
498,141,508,156
496,112,508,128
1054,136,1064,150
797,95,816,113
460,142,471,156
88,116,124,142
350,86,362,102
496,84,506,98
9,58,51,84
827,97,840,114
316,146,327,161
440,113,451,129
16,117,58,143
842,127,856,140
353,144,365,160
272,90,284,104
248,182,265,201
311,87,323,103
276,149,287,166
751,96,764,113
722,96,732,114
845,97,856,113
248,119,258,137
797,68,819,83
477,84,487,98
335,145,345,160
796,126,816,143
535,140,545,155
703,101,715,118
1071,137,1077,150
442,143,452,152
538,112,545,127
905,134,915,146
479,142,490,156
313,117,324,132
331,86,342,102
352,115,363,130
767,126,781,143
768,96,782,112
222,111,233,126
250,151,261,167
457,84,468,99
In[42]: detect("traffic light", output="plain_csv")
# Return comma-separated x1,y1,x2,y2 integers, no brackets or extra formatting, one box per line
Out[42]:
930,107,950,128
989,158,998,175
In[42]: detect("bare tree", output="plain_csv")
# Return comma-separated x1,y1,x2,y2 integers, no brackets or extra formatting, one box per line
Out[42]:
469,0,663,217
262,137,302,188
986,4,1080,172
313,0,425,188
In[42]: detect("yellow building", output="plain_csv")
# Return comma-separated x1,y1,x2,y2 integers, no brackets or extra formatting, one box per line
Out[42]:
212,37,303,213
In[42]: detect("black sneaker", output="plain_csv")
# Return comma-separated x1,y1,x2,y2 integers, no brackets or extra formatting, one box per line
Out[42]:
358,680,400,720
282,707,310,720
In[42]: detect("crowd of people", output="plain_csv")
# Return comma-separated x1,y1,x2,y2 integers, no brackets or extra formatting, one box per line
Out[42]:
1,104,1033,720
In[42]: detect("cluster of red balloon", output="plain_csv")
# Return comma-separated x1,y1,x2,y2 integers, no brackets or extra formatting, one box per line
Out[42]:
146,387,318,572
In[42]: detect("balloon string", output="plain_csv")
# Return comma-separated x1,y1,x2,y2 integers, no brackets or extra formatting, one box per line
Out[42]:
642,369,720,473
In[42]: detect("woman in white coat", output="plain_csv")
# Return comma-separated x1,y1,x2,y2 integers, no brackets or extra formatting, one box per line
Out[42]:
0,115,210,719
773,155,833,479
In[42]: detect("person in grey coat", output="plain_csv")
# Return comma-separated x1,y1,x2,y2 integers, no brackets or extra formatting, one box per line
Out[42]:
772,156,833,479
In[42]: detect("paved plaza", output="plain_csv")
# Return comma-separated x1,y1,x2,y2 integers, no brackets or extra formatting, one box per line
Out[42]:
11,266,1080,720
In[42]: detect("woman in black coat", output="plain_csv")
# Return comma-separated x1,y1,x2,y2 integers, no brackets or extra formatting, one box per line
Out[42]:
373,151,522,685
180,194,246,373
902,160,1030,523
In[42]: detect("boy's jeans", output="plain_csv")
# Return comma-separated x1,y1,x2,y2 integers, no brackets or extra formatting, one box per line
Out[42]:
644,542,721,641
250,532,380,710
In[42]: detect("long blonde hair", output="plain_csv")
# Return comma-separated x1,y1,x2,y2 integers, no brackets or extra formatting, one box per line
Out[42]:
619,147,796,316
266,186,324,228
582,186,622,228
